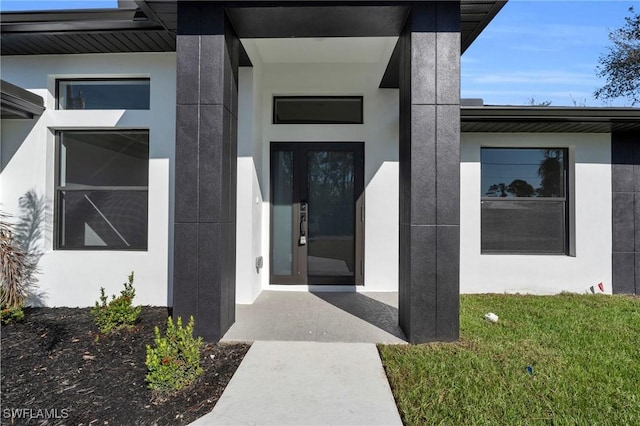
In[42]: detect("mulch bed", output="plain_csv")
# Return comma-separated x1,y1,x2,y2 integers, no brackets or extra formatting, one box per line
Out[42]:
1,307,250,425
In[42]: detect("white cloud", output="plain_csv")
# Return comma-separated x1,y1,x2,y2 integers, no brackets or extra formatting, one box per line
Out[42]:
484,23,608,46
465,70,600,86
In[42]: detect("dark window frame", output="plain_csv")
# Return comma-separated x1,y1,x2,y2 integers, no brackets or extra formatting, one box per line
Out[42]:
54,129,149,251
272,96,364,124
55,78,150,110
480,147,570,255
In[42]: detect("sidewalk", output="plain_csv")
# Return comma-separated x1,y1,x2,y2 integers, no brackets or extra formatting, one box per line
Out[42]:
189,341,403,425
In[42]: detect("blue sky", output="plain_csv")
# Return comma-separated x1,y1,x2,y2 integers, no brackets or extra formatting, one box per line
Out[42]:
463,0,638,106
2,0,637,106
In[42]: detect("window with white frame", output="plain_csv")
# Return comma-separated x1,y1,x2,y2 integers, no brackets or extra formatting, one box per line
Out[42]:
481,147,569,254
55,130,149,250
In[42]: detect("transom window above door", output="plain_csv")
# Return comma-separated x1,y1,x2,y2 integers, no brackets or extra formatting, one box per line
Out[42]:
273,96,363,124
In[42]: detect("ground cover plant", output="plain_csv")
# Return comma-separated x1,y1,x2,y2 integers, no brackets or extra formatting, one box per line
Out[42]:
1,306,249,425
380,294,640,425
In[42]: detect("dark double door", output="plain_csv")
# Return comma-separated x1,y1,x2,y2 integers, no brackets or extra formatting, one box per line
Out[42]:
270,142,364,285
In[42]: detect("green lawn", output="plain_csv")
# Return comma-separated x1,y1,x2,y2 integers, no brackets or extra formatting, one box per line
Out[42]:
379,294,640,425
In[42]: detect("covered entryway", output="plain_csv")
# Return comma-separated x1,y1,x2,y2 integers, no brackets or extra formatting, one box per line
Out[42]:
168,1,505,343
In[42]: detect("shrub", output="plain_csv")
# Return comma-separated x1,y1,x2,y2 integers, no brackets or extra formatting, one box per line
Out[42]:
145,316,204,394
1,305,25,325
91,272,141,334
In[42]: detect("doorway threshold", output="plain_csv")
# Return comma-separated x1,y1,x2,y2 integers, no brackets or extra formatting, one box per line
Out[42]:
222,290,406,344
267,284,362,292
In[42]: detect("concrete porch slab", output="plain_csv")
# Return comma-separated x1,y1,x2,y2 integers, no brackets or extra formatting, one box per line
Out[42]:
189,341,403,425
221,291,406,344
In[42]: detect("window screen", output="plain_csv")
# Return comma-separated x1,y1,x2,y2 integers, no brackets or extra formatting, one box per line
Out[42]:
56,130,149,250
273,96,363,124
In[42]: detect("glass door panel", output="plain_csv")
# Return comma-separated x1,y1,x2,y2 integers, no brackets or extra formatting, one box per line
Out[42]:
272,150,294,276
307,151,355,277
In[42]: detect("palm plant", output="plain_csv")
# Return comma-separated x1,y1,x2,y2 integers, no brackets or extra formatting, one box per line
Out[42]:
0,213,30,310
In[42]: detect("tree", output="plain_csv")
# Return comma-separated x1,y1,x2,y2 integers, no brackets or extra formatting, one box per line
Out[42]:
507,179,535,197
486,183,508,197
537,149,563,197
525,97,552,107
594,7,640,105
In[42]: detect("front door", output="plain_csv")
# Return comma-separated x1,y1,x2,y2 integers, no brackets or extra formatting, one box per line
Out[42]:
270,142,364,285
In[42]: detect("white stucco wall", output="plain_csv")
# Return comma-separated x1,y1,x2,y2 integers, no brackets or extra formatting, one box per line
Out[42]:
236,61,265,304
0,53,176,307
460,133,612,294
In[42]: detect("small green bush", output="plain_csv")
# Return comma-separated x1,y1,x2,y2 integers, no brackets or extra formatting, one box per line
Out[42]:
91,272,141,334
145,316,204,394
1,305,24,324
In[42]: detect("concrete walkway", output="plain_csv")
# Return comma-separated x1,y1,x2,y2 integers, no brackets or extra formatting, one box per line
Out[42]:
190,341,403,425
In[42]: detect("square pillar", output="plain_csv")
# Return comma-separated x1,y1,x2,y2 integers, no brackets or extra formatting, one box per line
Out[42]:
612,131,640,295
173,2,239,341
398,2,460,343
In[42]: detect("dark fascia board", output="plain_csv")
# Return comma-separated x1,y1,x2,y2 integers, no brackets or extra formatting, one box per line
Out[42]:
461,106,640,133
1,8,163,33
461,0,507,53
225,4,410,38
3,1,504,58
1,79,45,119
380,0,505,88
461,106,640,122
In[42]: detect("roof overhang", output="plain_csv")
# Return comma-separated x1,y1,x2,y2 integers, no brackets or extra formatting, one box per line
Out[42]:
1,1,505,56
0,5,175,55
1,80,45,119
461,106,640,133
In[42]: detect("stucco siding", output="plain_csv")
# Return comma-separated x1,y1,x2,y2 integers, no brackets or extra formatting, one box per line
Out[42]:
460,133,612,294
0,53,176,307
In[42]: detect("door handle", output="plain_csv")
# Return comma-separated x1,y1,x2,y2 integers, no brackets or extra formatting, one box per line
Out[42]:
299,202,307,246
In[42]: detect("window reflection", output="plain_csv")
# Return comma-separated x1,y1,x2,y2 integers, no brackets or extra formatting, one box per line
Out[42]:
482,148,565,198
57,79,150,110
307,151,355,276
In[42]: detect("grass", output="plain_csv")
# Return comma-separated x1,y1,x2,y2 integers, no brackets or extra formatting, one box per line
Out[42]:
379,294,640,425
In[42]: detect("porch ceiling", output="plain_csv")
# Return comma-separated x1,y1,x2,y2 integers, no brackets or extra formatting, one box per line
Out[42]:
246,37,398,64
1,1,506,56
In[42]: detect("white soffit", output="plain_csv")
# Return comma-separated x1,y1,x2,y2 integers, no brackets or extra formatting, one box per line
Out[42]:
244,37,398,64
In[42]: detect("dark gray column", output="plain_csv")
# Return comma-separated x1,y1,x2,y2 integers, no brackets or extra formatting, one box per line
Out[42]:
398,2,460,343
173,2,239,341
612,131,640,295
